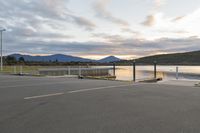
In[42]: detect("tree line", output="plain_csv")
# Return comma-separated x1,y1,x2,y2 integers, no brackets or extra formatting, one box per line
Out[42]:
3,56,113,66
4,56,25,65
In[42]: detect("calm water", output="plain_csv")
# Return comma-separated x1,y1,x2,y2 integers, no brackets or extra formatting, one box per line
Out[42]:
94,66,200,81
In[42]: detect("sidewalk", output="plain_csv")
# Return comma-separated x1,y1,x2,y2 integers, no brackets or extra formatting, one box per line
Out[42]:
158,79,200,87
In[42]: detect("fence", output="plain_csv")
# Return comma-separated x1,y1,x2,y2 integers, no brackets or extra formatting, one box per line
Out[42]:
113,64,200,81
38,67,112,77
1,64,199,81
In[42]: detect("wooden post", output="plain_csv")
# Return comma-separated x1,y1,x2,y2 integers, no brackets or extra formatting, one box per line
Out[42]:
20,65,23,75
133,60,136,82
176,66,179,80
14,66,16,74
113,63,116,76
154,61,157,79
78,66,81,76
68,66,71,75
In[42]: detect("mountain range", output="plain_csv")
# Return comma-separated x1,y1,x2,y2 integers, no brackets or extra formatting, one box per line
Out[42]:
9,54,122,63
127,50,200,65
98,56,122,63
8,50,200,64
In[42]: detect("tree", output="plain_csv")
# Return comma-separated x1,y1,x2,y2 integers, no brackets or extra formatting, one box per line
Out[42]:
19,57,25,63
6,56,17,65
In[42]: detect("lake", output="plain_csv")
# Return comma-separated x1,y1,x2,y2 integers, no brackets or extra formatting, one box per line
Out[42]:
94,66,200,81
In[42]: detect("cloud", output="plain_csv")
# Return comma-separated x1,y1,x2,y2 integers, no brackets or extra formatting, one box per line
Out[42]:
157,29,189,35
140,8,200,38
142,15,156,27
5,35,200,58
172,16,185,22
154,0,166,10
0,0,99,58
142,0,166,27
0,0,96,31
121,28,140,35
69,15,96,31
0,0,199,58
93,0,129,26
92,33,126,43
169,8,200,36
0,0,98,57
3,22,200,59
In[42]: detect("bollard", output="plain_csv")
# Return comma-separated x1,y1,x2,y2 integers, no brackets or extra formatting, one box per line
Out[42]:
133,60,136,82
20,65,23,75
95,68,98,76
14,66,16,74
113,63,116,76
78,66,81,76
68,66,71,75
176,66,179,80
154,61,157,79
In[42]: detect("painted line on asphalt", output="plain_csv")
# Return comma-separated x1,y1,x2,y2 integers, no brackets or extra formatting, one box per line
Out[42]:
24,93,64,100
24,84,135,100
68,84,133,93
0,78,46,83
0,81,74,89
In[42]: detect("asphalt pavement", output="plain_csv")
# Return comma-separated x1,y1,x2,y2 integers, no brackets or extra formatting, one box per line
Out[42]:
0,75,200,133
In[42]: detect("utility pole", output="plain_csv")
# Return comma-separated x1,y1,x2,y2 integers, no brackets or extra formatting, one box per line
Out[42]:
0,29,6,71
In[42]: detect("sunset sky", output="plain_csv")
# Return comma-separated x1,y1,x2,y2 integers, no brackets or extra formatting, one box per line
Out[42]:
0,0,200,59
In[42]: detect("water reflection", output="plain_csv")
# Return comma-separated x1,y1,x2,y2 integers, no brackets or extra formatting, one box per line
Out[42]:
108,66,200,81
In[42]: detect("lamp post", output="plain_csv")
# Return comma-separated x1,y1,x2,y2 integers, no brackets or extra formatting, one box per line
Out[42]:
0,29,6,71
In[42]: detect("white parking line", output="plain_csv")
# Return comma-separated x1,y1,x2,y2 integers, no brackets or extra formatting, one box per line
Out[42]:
24,84,134,100
0,81,72,89
24,93,64,100
68,84,132,93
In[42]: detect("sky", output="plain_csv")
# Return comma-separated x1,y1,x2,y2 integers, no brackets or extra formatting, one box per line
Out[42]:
0,0,200,59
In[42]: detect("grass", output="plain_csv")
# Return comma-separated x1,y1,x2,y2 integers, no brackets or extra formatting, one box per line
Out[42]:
0,66,112,78
0,66,50,74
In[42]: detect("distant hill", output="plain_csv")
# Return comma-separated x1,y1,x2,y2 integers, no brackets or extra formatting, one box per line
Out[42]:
98,56,121,63
8,54,122,63
9,54,94,62
129,50,200,65
7,51,200,64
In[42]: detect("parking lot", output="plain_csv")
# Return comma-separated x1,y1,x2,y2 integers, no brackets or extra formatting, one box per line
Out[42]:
0,74,200,133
